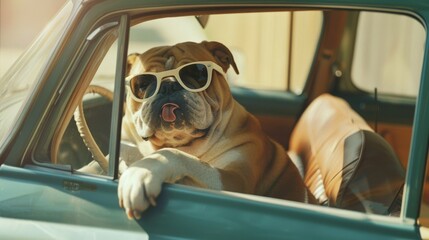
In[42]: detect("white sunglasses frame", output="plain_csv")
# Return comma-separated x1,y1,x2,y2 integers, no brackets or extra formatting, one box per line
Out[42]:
125,61,226,103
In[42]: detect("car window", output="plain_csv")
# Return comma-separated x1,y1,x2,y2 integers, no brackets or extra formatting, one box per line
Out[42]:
36,9,423,221
351,12,425,97
116,10,407,216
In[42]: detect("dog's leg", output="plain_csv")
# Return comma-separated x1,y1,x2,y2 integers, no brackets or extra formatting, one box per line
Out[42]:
117,148,225,219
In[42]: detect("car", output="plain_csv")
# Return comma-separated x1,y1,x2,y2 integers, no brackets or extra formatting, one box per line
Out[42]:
0,0,428,239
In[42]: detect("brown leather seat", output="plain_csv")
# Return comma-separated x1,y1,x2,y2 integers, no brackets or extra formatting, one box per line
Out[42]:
288,94,405,215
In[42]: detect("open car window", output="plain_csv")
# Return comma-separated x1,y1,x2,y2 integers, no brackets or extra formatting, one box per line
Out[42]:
351,12,424,97
29,8,424,221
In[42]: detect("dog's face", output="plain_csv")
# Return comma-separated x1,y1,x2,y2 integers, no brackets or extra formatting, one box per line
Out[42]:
126,41,239,148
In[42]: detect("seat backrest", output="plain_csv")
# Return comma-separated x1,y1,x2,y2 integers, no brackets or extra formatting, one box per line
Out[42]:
289,94,405,214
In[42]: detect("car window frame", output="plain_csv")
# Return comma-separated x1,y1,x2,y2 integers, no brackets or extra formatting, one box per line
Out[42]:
29,14,129,178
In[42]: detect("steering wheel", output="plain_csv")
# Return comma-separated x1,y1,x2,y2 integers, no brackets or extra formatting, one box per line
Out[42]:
74,85,113,173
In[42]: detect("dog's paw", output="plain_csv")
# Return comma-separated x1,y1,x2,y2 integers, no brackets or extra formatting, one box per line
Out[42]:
118,166,163,219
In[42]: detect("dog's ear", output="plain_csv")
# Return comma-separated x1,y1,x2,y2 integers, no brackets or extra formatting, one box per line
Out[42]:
202,41,239,75
126,53,140,76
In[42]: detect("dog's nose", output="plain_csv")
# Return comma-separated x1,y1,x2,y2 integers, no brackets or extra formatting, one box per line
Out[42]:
159,77,183,95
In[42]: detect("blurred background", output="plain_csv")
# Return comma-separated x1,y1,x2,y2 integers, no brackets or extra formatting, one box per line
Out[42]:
0,0,67,76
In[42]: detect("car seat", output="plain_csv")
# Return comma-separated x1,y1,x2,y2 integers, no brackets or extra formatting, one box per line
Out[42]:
288,94,404,215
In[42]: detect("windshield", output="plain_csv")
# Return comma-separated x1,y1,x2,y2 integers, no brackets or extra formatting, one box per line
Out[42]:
0,1,74,146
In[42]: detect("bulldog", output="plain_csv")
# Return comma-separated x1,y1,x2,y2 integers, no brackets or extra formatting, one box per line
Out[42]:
117,41,315,219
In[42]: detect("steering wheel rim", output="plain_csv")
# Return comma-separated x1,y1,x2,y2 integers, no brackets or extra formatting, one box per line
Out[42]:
74,85,113,173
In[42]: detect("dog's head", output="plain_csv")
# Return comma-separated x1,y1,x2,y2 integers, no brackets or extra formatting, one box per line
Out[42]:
125,41,239,148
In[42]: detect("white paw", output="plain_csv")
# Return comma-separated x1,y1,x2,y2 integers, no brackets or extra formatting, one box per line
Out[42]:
118,166,162,219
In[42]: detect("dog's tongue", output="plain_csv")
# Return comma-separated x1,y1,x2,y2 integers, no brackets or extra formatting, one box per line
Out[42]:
161,103,179,122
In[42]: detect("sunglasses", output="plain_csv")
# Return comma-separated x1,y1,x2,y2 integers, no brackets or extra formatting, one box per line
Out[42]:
125,61,226,102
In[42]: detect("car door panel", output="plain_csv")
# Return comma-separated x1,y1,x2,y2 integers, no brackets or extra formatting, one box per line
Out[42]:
0,165,139,231
0,164,421,239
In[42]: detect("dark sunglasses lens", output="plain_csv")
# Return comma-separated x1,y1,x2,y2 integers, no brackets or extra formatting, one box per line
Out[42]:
179,64,208,89
130,74,157,99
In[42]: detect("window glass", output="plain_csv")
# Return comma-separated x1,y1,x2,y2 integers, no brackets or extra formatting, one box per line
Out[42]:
352,12,425,97
119,11,415,218
290,11,323,93
204,11,322,93
54,25,119,173
43,10,419,219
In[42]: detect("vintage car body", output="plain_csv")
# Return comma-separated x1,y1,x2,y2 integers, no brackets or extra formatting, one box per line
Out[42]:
0,0,428,239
